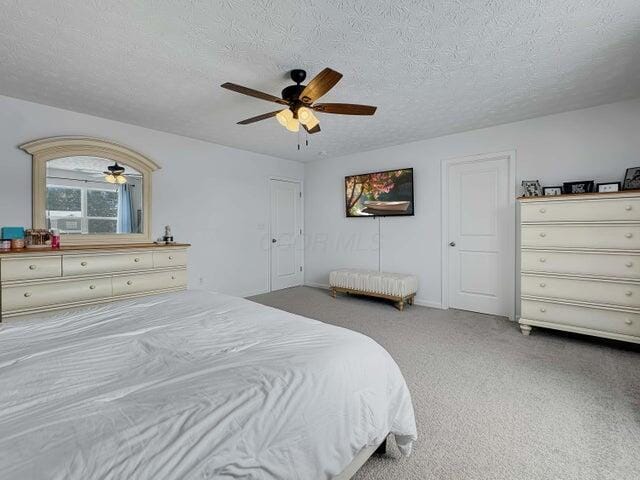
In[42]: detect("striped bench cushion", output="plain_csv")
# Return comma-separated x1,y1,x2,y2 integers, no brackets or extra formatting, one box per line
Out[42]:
329,269,418,298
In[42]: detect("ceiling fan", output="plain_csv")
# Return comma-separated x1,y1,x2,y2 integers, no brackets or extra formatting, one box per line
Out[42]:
221,68,377,134
103,162,127,184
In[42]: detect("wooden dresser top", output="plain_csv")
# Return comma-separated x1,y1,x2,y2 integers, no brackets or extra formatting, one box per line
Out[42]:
0,243,190,257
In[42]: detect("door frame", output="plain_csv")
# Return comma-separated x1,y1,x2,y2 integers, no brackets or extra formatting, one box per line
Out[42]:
268,176,304,292
440,150,517,320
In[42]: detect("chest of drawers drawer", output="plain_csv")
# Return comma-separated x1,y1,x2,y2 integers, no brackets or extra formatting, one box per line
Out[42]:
522,274,640,308
521,250,640,279
522,224,640,250
2,277,112,313
521,198,640,223
113,269,187,296
63,252,154,276
153,250,187,268
1,256,62,282
521,299,640,337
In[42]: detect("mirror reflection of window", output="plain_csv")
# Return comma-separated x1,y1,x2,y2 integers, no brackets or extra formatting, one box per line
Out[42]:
45,156,144,235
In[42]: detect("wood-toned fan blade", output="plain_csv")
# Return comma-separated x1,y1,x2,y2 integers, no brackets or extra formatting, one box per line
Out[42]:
221,83,289,105
313,103,377,115
237,110,283,125
299,68,343,103
303,123,321,134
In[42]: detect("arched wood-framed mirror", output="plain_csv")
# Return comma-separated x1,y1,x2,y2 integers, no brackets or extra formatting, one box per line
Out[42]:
20,136,160,245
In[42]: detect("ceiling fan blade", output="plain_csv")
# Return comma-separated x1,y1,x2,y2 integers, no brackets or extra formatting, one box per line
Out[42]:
221,83,289,105
303,123,321,134
299,68,343,103
237,110,283,125
313,103,377,115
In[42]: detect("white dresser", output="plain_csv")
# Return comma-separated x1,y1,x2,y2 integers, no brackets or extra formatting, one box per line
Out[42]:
0,243,189,320
519,192,640,344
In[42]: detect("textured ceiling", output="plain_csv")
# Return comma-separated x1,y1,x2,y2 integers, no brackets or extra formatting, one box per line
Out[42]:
1,1,640,162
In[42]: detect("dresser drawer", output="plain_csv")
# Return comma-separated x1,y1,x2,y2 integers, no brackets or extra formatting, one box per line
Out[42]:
2,278,112,313
63,252,154,276
1,256,62,282
112,269,187,296
153,250,188,268
521,299,640,337
521,198,640,223
522,274,640,308
522,224,640,250
522,250,640,279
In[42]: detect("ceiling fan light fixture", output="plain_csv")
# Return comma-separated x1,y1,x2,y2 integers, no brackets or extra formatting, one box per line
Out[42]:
285,118,300,132
115,175,127,184
304,111,320,129
297,106,313,125
105,174,116,184
276,108,293,127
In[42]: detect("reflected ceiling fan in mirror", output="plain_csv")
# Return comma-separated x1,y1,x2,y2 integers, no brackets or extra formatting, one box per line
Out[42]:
221,68,377,137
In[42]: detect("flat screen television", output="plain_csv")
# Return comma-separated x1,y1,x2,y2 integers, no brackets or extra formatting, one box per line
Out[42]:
345,168,414,217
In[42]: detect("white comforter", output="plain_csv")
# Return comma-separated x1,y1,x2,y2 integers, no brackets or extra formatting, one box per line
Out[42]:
0,290,416,480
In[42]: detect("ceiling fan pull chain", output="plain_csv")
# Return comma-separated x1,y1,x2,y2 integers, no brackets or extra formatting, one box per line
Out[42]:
306,131,309,147
297,128,300,150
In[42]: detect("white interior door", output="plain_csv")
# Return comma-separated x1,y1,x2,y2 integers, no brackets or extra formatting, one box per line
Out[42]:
270,179,303,291
445,154,514,317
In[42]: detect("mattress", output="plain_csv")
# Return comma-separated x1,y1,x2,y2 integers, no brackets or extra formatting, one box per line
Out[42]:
0,289,417,479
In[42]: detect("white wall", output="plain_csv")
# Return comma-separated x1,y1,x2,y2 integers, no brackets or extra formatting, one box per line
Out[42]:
0,95,304,297
304,98,640,309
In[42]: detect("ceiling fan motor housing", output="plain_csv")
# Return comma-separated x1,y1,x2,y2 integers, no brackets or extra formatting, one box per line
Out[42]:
281,84,305,103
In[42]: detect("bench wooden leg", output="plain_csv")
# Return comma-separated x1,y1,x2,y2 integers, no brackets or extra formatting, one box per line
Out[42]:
330,288,336,298
395,299,405,311
407,295,414,305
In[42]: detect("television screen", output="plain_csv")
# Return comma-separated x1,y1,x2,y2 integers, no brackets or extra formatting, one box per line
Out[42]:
345,168,414,217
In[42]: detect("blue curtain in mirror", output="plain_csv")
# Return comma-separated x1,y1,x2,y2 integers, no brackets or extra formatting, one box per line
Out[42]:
117,184,135,233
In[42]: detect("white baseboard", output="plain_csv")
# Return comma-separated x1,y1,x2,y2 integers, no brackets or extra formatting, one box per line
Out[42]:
241,288,269,298
304,281,330,289
413,298,444,309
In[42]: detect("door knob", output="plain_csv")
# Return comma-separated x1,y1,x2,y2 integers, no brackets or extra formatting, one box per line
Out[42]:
272,238,277,243
449,241,456,247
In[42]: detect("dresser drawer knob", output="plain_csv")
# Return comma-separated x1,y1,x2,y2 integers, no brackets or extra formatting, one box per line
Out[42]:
23,292,31,298
626,290,633,296
89,285,96,290
625,233,633,239
539,283,546,288
625,205,633,211
126,280,133,286
28,264,37,270
81,261,88,267
171,275,176,280
168,256,174,260
539,208,546,213
134,257,140,263
540,308,546,313
625,319,633,325
626,261,634,268
539,258,546,263
539,232,546,238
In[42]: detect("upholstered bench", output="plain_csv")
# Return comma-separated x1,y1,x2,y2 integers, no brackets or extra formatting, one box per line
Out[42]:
329,269,418,311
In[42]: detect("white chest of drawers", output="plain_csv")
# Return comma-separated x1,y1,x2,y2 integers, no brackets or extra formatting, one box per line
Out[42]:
519,192,640,343
0,243,189,320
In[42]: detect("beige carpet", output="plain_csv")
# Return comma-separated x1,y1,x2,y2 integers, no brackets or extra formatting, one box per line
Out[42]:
249,286,640,480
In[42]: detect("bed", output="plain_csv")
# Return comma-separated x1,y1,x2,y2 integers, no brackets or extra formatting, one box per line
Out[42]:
0,289,417,479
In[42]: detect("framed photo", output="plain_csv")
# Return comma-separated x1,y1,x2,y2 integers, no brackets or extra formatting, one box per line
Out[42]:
623,167,640,190
543,186,562,196
521,180,542,197
562,181,594,194
596,182,621,193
